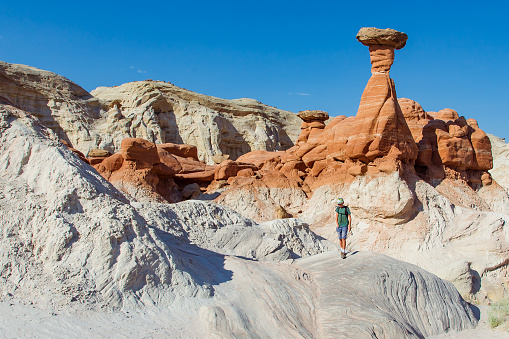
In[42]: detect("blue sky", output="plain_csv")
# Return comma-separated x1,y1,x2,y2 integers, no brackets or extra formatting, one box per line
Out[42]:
1,0,508,140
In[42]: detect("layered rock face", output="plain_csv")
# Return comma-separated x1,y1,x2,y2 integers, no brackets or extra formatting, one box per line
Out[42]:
0,61,102,149
212,28,423,218
347,28,417,161
90,83,301,164
0,61,301,164
206,28,509,303
0,103,477,338
212,28,497,218
400,99,493,186
489,134,509,193
92,137,216,203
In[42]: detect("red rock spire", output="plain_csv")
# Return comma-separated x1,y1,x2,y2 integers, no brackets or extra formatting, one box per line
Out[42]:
345,27,418,162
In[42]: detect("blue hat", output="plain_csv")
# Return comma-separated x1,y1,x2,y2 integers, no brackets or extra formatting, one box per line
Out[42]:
337,198,344,204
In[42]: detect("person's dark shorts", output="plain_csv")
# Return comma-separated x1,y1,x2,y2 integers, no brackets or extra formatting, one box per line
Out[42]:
336,226,348,240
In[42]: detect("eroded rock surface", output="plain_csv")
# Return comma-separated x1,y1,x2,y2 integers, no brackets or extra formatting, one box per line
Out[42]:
0,103,478,338
90,83,301,164
0,60,301,164
489,134,509,193
206,29,509,305
356,27,408,49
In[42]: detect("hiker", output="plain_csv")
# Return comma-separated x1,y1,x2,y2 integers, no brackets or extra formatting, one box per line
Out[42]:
335,198,351,259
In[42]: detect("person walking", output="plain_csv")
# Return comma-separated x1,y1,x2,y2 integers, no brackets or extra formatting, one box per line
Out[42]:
335,198,351,259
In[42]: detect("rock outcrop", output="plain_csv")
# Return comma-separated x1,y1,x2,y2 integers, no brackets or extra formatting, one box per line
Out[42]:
211,28,421,219
92,137,217,203
0,103,478,338
205,28,509,304
89,83,301,164
0,61,102,151
0,60,301,164
347,28,417,161
489,134,509,193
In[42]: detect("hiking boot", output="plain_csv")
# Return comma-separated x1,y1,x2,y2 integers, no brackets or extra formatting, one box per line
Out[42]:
341,252,346,259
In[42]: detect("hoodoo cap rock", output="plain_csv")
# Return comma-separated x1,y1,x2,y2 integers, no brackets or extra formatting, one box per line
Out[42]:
356,27,408,49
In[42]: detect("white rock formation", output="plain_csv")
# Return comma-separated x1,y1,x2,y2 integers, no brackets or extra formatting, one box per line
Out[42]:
299,173,509,303
0,60,301,163
215,185,309,221
489,134,509,193
91,83,301,164
0,104,323,308
0,103,478,337
0,61,103,149
203,251,477,338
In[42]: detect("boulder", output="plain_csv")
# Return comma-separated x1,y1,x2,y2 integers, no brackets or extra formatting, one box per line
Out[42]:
398,98,431,121
237,168,255,177
434,108,459,121
436,130,475,169
157,148,183,174
214,160,258,180
236,150,283,169
121,138,159,166
467,119,493,170
181,183,201,199
356,27,408,49
175,155,212,174
301,145,327,167
87,149,112,158
297,110,329,122
157,143,199,160
175,169,216,182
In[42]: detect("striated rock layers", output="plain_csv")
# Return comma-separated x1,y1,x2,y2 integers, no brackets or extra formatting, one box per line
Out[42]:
212,28,498,218
0,103,478,338
206,28,509,303
0,60,301,164
347,27,417,161
489,134,509,193
212,28,498,219
92,137,216,203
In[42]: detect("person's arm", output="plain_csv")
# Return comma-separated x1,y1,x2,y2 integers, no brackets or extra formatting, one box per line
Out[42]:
348,214,352,232
335,208,339,228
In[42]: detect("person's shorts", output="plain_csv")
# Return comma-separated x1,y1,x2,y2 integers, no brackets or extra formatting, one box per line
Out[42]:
336,226,348,240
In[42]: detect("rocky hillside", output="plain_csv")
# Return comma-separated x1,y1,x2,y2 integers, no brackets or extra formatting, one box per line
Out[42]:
2,26,509,337
206,28,509,303
0,103,477,338
0,60,301,164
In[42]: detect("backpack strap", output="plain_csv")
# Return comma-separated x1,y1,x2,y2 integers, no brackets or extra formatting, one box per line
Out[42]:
337,206,349,216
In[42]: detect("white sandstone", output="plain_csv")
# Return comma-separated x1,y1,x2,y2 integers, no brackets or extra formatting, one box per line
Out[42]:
0,103,479,338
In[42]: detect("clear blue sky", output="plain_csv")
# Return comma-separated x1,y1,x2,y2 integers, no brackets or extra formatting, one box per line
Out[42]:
1,0,508,140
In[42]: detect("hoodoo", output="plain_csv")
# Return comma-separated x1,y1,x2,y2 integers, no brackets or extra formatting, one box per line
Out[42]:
346,27,418,161
1,24,509,337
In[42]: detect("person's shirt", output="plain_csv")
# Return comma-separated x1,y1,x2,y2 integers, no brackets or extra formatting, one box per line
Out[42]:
335,205,351,227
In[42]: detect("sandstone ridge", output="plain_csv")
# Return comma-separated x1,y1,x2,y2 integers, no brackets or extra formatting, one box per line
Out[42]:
0,60,301,164
0,103,477,338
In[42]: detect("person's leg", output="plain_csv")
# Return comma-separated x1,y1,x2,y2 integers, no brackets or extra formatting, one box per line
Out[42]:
339,239,345,251
339,227,347,258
